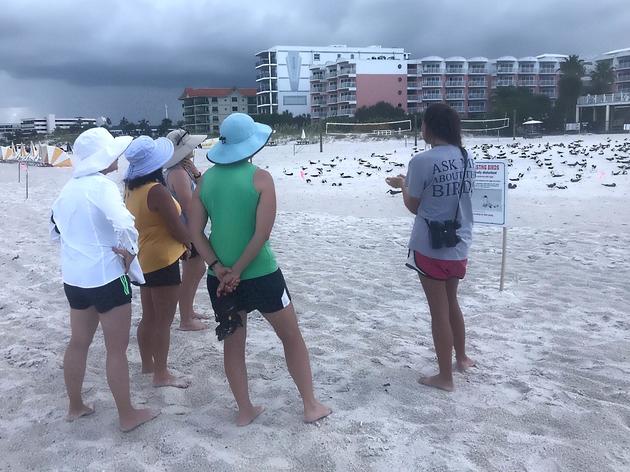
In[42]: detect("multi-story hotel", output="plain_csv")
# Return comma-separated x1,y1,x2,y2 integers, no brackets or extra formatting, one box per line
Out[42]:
255,45,409,116
310,54,566,120
179,87,257,135
310,58,408,120
595,48,630,93
20,115,97,134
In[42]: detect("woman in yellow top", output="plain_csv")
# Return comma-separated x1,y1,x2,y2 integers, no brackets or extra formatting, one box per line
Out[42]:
124,136,191,389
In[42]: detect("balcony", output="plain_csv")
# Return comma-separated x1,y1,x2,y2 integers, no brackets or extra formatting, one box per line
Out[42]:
407,81,422,90
496,64,516,73
539,79,556,86
468,92,487,100
328,84,338,91
540,88,557,99
338,67,356,77
338,94,356,103
519,67,536,74
539,66,556,74
338,81,356,90
446,67,464,74
194,107,209,115
469,67,487,74
519,80,536,86
423,94,443,101
577,92,630,106
468,104,486,113
468,80,487,87
255,59,275,69
423,66,442,74
423,80,441,87
496,80,515,87
327,95,338,105
617,73,630,82
338,107,356,116
448,103,465,113
407,66,420,76
445,80,464,87
327,70,337,78
407,95,420,102
617,60,630,70
446,92,464,100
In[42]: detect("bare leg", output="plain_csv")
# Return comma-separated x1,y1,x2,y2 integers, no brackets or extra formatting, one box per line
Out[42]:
178,256,207,331
150,284,189,388
99,304,160,432
264,304,331,423
64,307,99,421
446,278,475,371
419,276,455,392
223,313,264,426
138,287,155,374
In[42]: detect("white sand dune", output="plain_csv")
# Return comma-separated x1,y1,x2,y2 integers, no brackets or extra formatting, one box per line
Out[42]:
1,135,629,471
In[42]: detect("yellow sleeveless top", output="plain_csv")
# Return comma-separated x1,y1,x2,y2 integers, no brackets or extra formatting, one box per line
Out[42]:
125,182,186,274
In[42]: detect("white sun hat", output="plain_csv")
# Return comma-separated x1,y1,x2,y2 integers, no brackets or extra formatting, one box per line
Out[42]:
72,128,132,178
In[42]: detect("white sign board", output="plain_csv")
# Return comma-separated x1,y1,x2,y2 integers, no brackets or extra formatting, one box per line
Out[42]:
565,123,580,131
472,160,507,226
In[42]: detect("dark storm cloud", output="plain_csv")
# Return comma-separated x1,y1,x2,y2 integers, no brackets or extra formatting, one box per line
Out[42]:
0,0,628,121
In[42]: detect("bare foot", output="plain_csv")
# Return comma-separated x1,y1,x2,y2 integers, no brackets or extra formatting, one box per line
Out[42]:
66,403,95,422
120,408,160,432
178,319,208,331
153,372,191,389
304,401,332,423
419,375,454,392
456,356,476,372
236,406,265,427
193,312,210,320
141,364,154,374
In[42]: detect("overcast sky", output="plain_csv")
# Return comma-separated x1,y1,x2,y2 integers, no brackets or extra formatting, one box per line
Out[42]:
0,0,628,123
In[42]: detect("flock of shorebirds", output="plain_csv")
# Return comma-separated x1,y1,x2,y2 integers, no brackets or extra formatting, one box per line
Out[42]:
279,137,630,191
471,137,630,190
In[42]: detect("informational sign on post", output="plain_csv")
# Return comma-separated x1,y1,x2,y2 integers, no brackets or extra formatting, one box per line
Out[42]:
471,160,509,290
472,160,507,226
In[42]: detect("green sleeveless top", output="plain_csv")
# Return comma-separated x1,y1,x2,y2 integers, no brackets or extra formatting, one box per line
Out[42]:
199,161,278,280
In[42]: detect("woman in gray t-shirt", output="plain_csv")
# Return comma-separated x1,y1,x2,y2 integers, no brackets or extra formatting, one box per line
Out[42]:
386,103,475,392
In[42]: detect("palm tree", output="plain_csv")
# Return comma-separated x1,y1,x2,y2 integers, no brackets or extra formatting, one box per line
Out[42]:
557,55,585,122
589,60,615,94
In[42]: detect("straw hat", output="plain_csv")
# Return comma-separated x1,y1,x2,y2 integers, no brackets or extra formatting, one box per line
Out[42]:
164,129,207,169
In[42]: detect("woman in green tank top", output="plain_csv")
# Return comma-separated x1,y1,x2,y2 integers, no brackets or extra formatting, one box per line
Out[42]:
189,113,331,426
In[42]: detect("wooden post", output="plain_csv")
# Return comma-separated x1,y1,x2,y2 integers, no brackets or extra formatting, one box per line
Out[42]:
319,129,323,153
499,227,508,291
512,109,516,140
414,115,418,147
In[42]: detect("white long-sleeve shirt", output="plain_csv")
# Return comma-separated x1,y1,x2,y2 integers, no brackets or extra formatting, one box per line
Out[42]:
51,173,144,288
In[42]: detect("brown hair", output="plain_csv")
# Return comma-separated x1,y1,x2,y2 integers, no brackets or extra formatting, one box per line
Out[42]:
423,103,463,149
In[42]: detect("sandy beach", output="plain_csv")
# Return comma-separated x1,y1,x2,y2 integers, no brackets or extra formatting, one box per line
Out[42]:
1,135,629,471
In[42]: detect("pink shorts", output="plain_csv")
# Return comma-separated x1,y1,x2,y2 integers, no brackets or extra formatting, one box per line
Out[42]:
406,250,467,281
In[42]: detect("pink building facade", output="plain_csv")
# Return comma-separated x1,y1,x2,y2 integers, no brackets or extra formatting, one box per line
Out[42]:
311,58,408,120
311,54,566,120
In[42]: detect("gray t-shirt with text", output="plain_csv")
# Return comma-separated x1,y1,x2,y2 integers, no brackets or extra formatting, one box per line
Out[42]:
405,145,475,260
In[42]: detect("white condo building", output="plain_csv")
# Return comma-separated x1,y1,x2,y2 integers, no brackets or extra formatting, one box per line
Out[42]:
255,45,409,115
20,115,97,134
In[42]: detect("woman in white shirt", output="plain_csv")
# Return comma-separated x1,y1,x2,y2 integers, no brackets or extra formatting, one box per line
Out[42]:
51,128,159,432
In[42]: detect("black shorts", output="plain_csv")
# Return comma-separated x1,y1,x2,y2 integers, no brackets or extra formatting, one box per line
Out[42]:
64,276,132,313
142,260,181,287
207,268,291,315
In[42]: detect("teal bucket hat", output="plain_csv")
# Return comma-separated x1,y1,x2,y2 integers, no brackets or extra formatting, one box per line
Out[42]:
206,113,272,165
